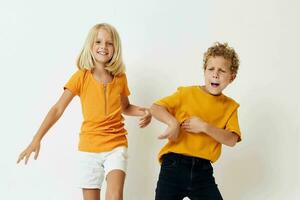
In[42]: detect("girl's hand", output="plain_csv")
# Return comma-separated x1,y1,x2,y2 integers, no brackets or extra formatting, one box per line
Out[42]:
17,140,41,165
138,108,152,128
181,116,207,133
158,121,180,141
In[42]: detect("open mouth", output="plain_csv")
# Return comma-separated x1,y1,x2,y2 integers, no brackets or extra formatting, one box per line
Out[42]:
97,51,108,55
211,83,220,87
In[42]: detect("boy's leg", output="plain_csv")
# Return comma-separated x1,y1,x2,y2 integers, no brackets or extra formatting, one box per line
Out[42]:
155,179,186,200
187,161,223,200
105,170,125,200
82,189,100,200
155,154,187,200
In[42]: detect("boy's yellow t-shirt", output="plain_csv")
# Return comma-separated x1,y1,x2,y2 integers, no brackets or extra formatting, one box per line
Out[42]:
155,86,241,163
64,69,130,152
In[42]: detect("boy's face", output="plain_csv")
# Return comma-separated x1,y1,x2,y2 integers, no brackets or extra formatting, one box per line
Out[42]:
203,56,235,95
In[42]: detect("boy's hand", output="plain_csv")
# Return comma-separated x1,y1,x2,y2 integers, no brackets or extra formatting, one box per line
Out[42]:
182,116,207,134
17,140,41,165
138,108,152,128
158,121,180,141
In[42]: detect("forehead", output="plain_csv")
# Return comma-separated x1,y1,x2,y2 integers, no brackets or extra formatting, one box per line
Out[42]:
96,28,112,40
207,56,231,69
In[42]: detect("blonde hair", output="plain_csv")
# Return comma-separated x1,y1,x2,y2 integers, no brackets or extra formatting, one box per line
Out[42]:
77,23,125,75
203,42,240,75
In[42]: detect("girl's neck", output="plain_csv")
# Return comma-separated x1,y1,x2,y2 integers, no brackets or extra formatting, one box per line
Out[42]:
92,64,113,84
93,63,109,76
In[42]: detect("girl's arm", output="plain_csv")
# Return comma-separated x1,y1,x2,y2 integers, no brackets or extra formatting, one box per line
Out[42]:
121,96,151,128
17,89,75,164
181,116,239,147
150,104,180,140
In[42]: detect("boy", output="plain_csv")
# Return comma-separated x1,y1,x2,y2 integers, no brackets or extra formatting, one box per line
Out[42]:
151,42,241,200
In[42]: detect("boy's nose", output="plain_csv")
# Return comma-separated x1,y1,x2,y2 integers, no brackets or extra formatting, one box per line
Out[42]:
212,72,219,78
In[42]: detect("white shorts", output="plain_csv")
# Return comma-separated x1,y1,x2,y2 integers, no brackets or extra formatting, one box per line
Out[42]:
77,146,128,189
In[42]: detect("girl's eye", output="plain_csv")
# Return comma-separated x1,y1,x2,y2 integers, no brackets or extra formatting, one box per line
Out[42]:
108,42,113,45
95,40,101,44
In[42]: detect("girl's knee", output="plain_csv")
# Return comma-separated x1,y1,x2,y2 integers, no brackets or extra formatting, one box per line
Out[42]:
106,190,123,200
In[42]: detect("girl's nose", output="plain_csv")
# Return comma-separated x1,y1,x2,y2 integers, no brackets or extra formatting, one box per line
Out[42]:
100,42,107,49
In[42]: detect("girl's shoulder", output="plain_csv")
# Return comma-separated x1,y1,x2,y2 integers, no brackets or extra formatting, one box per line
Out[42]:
70,68,88,77
114,72,128,82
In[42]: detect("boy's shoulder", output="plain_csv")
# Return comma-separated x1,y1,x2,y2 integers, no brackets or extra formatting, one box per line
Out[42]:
177,85,240,107
222,93,240,108
174,85,197,92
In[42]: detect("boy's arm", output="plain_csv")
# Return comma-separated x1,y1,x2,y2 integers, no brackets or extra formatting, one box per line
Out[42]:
182,116,239,147
150,104,180,140
121,96,151,128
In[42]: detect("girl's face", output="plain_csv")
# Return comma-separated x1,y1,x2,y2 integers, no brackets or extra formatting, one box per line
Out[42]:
203,56,235,95
92,28,114,66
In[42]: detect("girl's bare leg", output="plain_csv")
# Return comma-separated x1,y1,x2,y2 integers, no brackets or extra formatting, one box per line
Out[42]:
82,188,100,200
105,170,125,200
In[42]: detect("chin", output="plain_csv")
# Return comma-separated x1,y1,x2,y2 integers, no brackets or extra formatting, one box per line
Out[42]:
209,89,222,96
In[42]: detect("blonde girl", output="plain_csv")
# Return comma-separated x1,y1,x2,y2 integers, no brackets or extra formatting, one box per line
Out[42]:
17,23,152,200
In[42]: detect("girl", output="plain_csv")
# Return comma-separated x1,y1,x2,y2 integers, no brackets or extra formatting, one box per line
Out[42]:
17,23,152,200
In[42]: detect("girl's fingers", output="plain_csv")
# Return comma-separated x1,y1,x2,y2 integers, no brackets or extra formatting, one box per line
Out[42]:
17,154,24,164
140,118,151,128
139,120,148,128
24,152,32,165
158,133,169,139
17,150,28,164
34,147,40,160
139,118,146,123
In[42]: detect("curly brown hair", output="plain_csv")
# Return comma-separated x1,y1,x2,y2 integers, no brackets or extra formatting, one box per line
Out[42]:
203,42,240,74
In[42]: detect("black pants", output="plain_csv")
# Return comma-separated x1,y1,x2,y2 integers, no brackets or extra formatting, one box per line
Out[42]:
155,153,223,200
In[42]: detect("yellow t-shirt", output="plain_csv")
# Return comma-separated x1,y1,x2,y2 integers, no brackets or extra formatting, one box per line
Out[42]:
155,86,241,163
64,69,130,152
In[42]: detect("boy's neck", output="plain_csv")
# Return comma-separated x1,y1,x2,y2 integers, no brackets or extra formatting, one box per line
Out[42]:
201,85,223,96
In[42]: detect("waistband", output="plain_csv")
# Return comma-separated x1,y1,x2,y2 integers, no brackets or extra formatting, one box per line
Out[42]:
162,152,211,165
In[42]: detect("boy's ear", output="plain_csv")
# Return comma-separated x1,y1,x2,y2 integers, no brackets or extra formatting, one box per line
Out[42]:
230,73,236,82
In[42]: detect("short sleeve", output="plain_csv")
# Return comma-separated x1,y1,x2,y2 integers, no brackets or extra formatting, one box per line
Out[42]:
121,74,131,96
154,87,181,113
225,109,242,142
64,70,83,96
